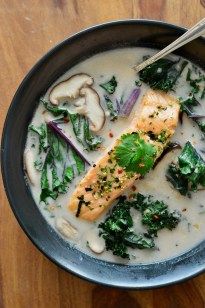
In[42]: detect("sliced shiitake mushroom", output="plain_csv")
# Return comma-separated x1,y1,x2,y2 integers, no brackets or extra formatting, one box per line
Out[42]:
24,150,38,185
49,73,93,105
86,230,105,254
79,87,105,132
55,217,77,239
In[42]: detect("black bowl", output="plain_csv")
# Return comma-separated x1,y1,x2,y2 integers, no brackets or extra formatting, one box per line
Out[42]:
1,20,205,289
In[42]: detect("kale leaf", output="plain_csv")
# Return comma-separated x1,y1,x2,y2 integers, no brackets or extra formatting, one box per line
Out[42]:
99,198,154,259
186,68,205,96
30,124,84,203
40,162,58,203
42,98,103,151
68,112,103,151
180,96,205,134
139,58,188,92
166,163,189,196
130,193,181,237
100,76,117,94
114,133,156,175
83,118,103,151
99,194,180,259
40,127,74,202
104,95,118,121
42,99,69,117
166,142,205,196
71,149,85,175
34,159,43,171
29,123,48,153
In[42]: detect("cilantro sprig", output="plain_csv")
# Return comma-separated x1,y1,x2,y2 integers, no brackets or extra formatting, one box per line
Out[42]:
114,133,157,175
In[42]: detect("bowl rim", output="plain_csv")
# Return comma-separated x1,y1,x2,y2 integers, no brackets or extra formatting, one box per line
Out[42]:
1,19,205,289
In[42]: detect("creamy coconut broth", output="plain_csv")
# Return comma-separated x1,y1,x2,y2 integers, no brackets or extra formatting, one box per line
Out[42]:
24,47,205,264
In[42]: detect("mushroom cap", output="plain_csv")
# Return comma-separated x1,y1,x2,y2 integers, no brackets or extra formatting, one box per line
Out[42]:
49,73,93,105
80,87,105,132
24,150,38,185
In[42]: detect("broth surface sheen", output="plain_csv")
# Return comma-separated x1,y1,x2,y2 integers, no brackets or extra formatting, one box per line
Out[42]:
25,47,205,264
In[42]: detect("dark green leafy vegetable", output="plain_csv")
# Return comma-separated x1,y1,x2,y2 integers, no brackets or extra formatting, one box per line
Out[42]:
99,193,180,258
166,142,205,196
131,194,181,237
83,118,103,150
42,98,103,151
201,87,205,99
104,95,118,121
68,112,83,144
71,149,85,175
100,76,117,94
186,68,205,96
135,80,142,87
124,233,155,249
40,127,73,202
34,159,43,171
30,124,84,203
48,121,90,165
166,163,189,196
180,96,205,134
139,58,188,92
114,133,156,175
99,198,154,259
42,98,69,117
186,68,200,94
40,162,58,203
147,130,169,144
29,124,48,153
68,112,103,151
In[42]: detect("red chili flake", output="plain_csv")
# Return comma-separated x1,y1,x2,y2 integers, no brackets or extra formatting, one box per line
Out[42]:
117,169,123,174
153,215,160,220
64,117,69,123
182,208,187,212
109,132,114,138
131,185,136,191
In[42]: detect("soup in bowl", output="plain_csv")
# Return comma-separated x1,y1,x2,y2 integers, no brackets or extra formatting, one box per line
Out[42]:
2,20,205,288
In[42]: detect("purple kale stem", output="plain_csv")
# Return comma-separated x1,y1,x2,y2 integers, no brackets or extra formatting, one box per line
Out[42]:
47,121,91,166
120,88,141,116
116,98,121,114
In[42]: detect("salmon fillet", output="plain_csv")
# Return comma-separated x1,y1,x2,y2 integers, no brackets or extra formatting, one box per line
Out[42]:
68,90,180,221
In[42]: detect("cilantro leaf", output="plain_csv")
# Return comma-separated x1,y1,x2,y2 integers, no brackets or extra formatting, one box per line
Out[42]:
100,76,117,94
114,133,156,175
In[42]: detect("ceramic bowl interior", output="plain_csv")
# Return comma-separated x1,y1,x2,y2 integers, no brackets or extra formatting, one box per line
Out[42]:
1,20,205,289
